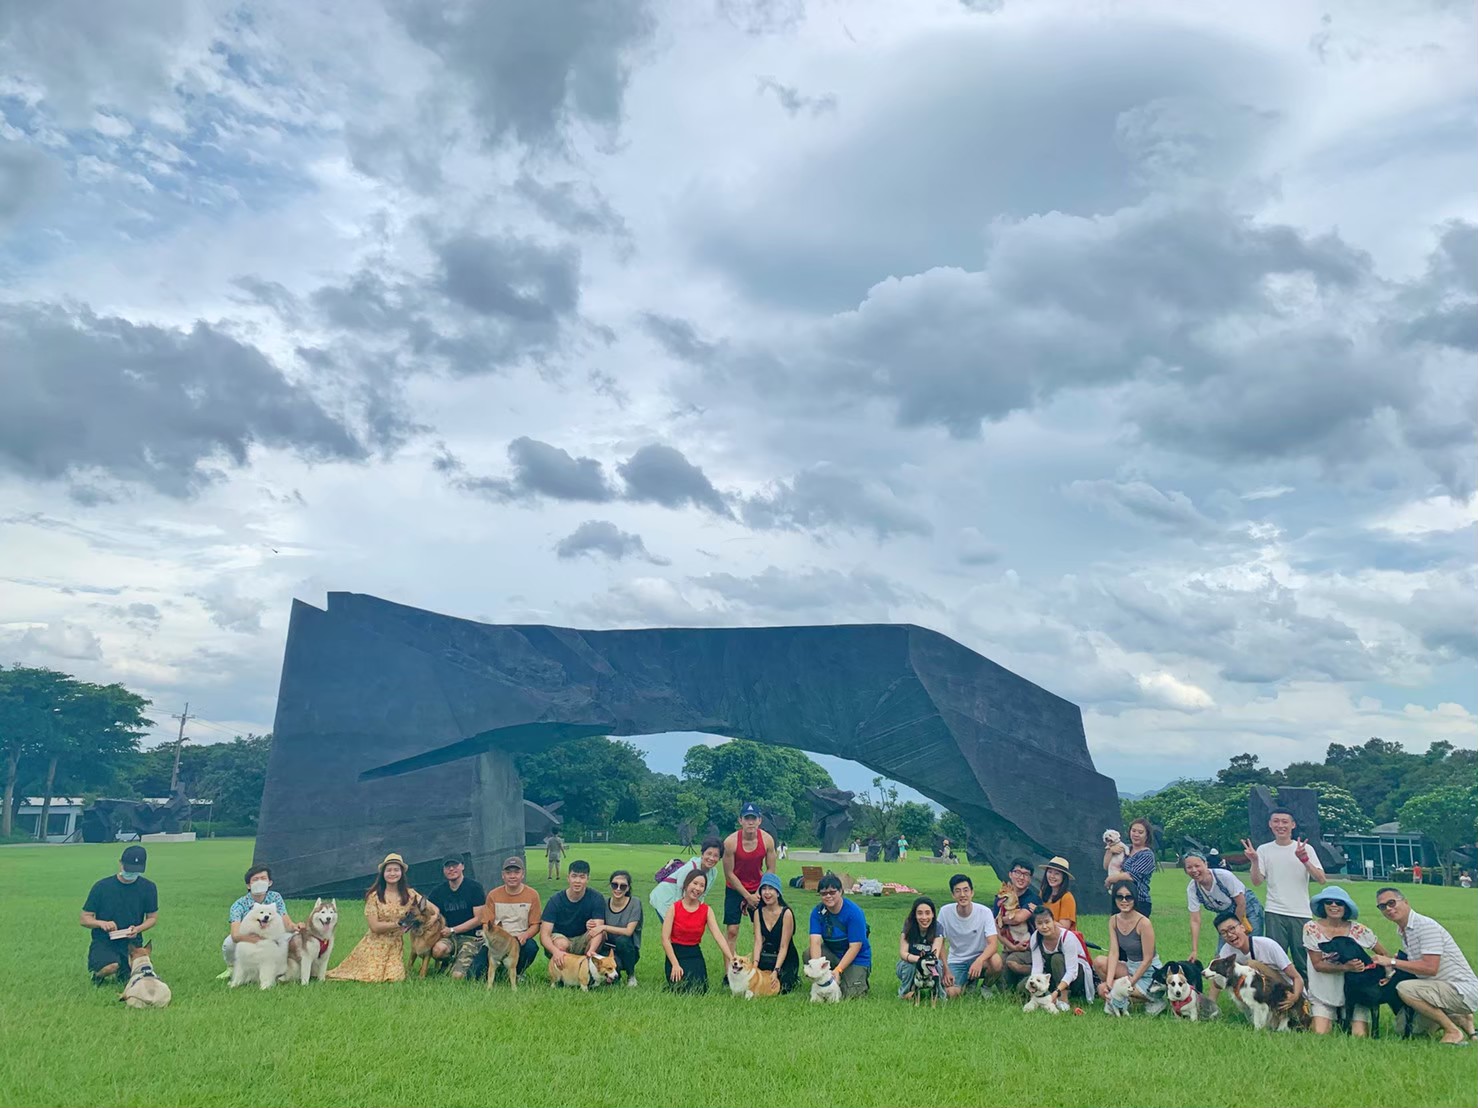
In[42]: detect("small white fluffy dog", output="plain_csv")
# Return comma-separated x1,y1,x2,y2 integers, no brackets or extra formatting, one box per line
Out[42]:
1103,975,1133,1016
1021,972,1059,1014
285,898,338,984
803,956,842,1003
230,905,290,989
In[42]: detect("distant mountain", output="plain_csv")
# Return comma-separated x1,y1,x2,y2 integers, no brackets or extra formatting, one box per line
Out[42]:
1117,784,1168,801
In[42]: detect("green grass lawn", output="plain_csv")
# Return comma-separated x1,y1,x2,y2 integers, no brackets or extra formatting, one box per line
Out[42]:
2,840,1475,1108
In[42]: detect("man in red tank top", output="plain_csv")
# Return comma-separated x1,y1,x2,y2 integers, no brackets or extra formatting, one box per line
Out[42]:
722,802,779,948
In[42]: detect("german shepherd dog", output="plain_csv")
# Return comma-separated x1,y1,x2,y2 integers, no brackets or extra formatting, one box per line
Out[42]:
119,944,171,1009
399,893,449,977
482,922,521,990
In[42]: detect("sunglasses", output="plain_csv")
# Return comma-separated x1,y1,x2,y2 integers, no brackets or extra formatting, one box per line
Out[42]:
611,882,629,891
1114,893,1136,901
1377,900,1400,911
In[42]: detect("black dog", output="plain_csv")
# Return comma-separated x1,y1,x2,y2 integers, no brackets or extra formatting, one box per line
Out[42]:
1323,940,1413,1039
1152,958,1205,992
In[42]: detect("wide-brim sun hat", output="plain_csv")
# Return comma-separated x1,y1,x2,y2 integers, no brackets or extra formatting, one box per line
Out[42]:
1043,856,1072,878
1311,885,1359,920
378,852,407,875
759,872,782,892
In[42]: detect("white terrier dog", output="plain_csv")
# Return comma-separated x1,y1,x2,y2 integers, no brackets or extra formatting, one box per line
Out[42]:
804,956,842,1003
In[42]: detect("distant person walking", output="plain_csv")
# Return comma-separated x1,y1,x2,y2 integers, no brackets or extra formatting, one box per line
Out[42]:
545,833,565,880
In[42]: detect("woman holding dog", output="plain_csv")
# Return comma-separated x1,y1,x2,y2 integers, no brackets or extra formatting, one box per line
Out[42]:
1114,818,1157,916
752,873,800,993
1030,905,1093,1006
1094,879,1160,1008
661,869,736,993
1303,887,1387,1037
327,853,418,984
896,896,944,1001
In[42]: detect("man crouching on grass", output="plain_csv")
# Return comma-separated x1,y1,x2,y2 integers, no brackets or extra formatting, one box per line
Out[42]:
80,845,158,984
1373,888,1478,1045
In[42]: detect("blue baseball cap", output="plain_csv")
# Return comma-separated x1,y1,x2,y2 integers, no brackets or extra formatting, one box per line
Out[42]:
759,872,782,892
740,802,761,817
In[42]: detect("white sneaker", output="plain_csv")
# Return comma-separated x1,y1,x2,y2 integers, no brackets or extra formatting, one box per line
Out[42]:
626,976,639,988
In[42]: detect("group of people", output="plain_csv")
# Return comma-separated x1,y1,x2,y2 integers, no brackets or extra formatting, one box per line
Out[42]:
79,804,1478,1042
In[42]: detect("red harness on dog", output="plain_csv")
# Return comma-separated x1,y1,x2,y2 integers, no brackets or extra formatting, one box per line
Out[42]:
1170,994,1197,1016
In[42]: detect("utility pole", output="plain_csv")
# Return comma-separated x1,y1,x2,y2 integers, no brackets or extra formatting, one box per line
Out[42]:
169,702,190,793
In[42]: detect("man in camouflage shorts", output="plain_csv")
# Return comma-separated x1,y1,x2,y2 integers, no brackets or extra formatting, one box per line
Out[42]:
427,857,487,981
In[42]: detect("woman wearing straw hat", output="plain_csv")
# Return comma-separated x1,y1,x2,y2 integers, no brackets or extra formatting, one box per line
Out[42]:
1038,857,1078,932
327,853,421,983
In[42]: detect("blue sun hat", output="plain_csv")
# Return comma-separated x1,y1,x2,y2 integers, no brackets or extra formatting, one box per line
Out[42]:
759,872,783,893
1310,885,1359,920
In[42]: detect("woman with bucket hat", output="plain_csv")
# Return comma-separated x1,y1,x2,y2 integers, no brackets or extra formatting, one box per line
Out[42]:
1038,857,1078,932
1304,886,1389,1036
751,872,801,993
327,852,421,983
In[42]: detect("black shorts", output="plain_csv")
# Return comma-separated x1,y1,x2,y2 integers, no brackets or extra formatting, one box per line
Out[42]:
88,938,130,978
724,886,757,926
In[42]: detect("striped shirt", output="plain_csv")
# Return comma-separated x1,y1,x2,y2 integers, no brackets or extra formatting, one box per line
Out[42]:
1400,910,1478,1011
1122,849,1156,905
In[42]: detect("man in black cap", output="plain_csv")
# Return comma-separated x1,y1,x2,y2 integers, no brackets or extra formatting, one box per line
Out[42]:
79,845,159,983
425,855,487,980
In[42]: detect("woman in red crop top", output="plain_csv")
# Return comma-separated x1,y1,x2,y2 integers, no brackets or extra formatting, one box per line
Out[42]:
661,868,736,993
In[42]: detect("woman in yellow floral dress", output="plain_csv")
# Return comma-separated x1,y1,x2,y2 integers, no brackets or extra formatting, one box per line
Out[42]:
327,853,417,983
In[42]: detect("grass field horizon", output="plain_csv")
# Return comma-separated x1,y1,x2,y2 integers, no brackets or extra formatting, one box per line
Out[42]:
3,839,1475,1108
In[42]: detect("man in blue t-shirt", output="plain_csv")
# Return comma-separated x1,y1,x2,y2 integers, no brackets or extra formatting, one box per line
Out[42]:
809,874,871,998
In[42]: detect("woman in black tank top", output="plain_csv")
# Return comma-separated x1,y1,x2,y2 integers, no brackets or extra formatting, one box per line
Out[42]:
752,874,800,992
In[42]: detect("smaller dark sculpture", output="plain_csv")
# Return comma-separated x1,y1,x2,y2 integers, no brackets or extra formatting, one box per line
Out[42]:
759,808,791,849
523,799,563,847
1249,786,1345,872
676,820,695,850
80,792,190,842
807,787,857,853
865,837,882,863
705,821,720,841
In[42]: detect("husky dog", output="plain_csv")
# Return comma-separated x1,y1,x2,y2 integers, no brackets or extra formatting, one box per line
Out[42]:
119,944,171,1009
1022,972,1059,1014
804,957,842,1003
285,899,338,984
230,904,289,989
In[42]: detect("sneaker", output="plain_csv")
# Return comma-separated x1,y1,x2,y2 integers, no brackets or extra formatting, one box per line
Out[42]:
626,976,639,988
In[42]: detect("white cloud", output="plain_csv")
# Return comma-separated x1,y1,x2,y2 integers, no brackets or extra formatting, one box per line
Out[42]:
1137,671,1215,711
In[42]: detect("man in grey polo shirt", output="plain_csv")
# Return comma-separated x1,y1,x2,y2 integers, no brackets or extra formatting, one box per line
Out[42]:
1372,888,1478,1045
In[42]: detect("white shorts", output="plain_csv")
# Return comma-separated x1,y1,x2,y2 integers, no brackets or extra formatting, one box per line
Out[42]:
1310,999,1371,1024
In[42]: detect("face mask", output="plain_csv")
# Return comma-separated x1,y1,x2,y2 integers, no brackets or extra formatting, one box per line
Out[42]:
250,879,270,896
118,871,140,883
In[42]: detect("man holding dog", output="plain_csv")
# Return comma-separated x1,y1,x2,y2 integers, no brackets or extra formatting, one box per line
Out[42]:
1241,807,1325,979
80,845,159,983
1210,911,1305,1006
722,802,778,949
809,874,872,998
541,860,608,968
426,856,487,981
483,856,543,979
221,863,303,974
1372,888,1478,1045
994,859,1043,990
939,873,1000,998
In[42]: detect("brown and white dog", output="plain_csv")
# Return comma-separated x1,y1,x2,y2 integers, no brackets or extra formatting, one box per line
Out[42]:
1161,961,1219,1022
482,923,521,990
399,893,449,978
285,898,338,984
547,948,619,991
726,956,781,999
1206,956,1300,1031
119,944,171,1009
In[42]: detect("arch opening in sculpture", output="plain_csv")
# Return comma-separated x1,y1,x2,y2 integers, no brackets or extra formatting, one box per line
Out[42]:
256,592,1122,909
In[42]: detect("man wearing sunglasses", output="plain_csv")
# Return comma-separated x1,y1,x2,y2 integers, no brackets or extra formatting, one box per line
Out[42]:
604,870,643,987
1371,889,1478,1045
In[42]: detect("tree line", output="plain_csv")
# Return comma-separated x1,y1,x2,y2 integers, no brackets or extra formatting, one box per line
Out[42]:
1124,740,1478,879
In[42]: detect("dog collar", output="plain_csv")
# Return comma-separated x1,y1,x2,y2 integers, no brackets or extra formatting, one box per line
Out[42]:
1170,995,1195,1015
817,973,836,988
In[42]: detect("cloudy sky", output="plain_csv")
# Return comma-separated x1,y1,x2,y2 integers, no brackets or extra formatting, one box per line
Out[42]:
2,0,1474,796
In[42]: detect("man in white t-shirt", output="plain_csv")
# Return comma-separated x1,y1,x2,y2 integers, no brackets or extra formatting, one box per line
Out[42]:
938,873,1000,998
1241,807,1325,979
1208,910,1305,1007
1373,888,1478,1045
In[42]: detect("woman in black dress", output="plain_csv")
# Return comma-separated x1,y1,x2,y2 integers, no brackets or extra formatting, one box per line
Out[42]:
751,872,800,992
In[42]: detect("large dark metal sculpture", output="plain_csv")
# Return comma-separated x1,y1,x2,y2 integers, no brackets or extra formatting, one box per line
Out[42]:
256,593,1121,904
80,792,190,842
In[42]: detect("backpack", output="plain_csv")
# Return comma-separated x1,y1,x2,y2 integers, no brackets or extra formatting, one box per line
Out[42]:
1194,869,1264,936
654,858,688,885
